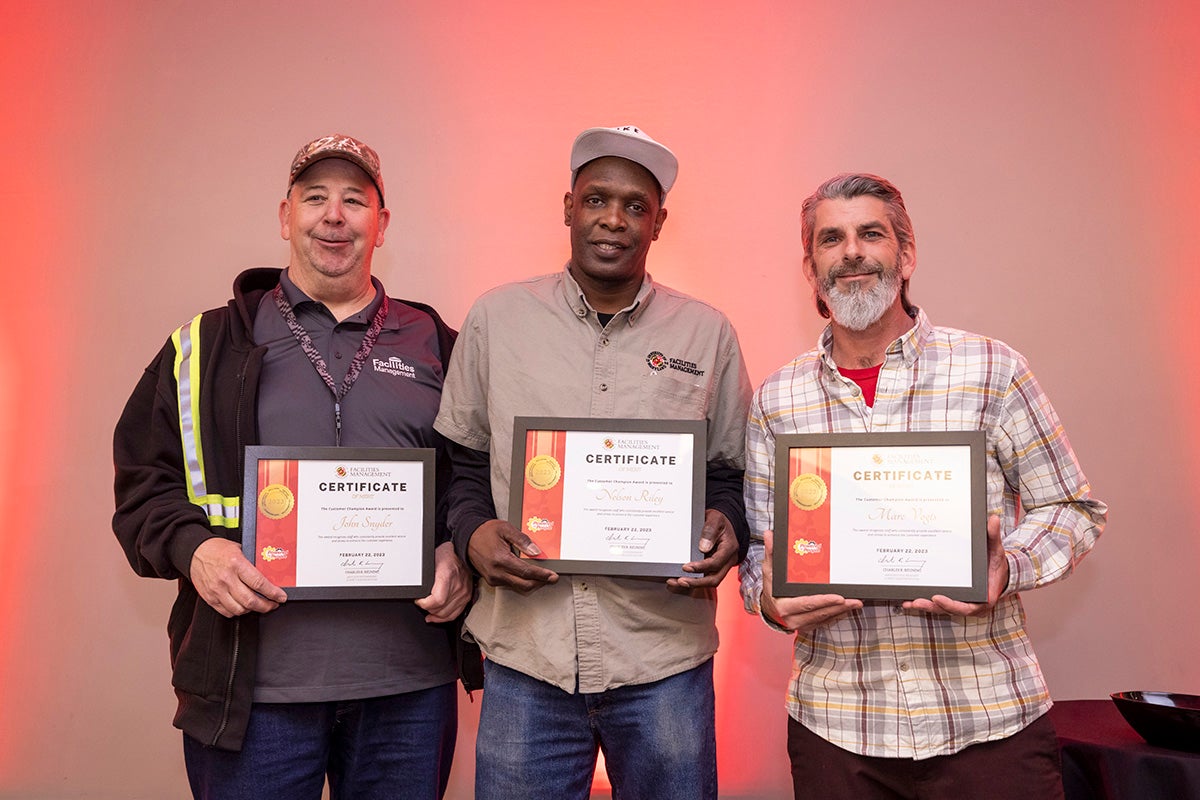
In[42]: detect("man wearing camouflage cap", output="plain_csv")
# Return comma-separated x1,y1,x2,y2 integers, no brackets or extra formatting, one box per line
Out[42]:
113,134,476,799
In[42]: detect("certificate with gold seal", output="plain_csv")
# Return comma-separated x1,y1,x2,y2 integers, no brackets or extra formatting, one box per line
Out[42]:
772,432,987,602
241,446,435,600
509,417,706,577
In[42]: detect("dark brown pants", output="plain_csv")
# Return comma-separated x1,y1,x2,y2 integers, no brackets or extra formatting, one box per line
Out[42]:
788,713,1064,800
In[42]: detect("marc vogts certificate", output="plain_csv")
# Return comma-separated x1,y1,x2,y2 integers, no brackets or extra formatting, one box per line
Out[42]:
776,432,985,600
825,445,972,586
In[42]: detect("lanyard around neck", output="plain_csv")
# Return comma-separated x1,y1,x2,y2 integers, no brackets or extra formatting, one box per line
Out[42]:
272,283,389,446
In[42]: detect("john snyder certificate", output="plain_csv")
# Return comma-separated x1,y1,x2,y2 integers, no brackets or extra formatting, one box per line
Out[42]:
244,448,432,597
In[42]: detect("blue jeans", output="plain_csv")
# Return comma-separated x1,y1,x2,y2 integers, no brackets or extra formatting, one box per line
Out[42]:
475,659,717,800
183,683,457,800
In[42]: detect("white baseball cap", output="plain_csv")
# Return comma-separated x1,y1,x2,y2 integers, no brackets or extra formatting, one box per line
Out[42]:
569,125,678,196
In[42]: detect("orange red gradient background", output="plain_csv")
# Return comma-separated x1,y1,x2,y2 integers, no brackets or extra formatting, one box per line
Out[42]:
2,2,1197,797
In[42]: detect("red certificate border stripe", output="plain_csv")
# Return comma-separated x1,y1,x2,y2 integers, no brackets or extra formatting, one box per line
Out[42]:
786,447,832,583
255,458,298,586
520,429,566,559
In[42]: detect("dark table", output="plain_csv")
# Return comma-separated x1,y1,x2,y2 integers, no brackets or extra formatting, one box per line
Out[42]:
1050,699,1200,799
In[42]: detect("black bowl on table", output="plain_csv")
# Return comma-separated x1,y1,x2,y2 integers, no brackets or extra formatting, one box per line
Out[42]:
1110,691,1200,752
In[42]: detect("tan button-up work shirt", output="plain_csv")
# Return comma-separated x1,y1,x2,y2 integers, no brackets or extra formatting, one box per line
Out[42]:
436,268,751,693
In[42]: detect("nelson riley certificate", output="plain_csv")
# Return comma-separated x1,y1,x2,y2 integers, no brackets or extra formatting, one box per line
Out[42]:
241,446,434,600
772,432,987,602
508,417,706,577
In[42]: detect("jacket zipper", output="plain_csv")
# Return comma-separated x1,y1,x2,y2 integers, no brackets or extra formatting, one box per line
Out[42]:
210,356,252,746
210,618,240,746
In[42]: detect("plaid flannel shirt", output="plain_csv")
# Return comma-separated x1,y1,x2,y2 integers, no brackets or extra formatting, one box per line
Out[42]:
739,308,1106,759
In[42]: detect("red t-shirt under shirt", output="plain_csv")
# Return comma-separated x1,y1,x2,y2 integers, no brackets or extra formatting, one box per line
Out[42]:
839,364,882,407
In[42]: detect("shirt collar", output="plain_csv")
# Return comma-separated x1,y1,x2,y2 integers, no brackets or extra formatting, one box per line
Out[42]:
560,264,656,325
279,268,390,326
817,306,931,371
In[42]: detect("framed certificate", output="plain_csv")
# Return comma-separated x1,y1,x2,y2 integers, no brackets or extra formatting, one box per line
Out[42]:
508,417,706,577
772,431,987,602
241,446,435,600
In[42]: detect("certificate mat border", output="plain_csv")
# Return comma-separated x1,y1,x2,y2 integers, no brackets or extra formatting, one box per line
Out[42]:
242,445,436,600
509,417,707,577
771,431,987,602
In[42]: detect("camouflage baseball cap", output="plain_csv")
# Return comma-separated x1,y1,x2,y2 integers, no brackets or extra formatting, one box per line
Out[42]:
287,134,385,207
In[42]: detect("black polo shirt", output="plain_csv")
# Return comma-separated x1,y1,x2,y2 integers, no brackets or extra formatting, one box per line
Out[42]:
250,269,455,702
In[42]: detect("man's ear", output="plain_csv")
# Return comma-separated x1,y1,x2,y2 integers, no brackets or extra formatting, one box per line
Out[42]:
279,198,292,241
802,255,818,290
898,241,916,280
651,207,667,241
375,207,391,247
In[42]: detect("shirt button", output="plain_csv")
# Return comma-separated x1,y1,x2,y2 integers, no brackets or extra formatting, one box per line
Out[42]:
576,308,587,317
893,605,903,614
599,383,608,392
580,581,588,590
899,663,910,672
600,337,609,346
334,352,343,359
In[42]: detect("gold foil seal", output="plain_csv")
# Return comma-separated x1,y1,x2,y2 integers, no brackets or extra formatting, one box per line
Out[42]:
258,483,295,520
789,473,828,511
525,454,562,490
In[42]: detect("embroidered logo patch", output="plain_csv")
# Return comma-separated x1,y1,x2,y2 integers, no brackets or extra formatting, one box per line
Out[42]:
645,350,706,377
372,356,417,378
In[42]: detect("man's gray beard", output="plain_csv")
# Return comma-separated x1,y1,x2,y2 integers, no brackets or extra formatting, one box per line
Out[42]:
821,267,902,331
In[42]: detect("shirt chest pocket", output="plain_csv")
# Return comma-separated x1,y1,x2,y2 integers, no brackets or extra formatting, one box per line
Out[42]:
637,372,708,420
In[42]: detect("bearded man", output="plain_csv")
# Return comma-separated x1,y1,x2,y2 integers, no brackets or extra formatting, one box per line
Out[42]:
739,173,1106,799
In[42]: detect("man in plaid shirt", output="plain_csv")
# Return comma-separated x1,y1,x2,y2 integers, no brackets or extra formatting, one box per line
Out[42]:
739,173,1106,799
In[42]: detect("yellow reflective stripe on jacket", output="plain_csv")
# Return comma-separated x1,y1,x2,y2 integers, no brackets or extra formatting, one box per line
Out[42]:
172,314,240,528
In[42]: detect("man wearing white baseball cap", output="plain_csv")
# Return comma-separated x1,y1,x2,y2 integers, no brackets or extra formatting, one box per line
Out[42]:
436,125,752,799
